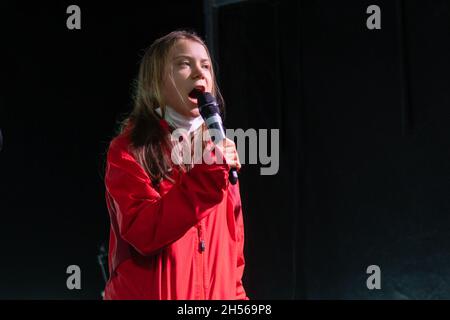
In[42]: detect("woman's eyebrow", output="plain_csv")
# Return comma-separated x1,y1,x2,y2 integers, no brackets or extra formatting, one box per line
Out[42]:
173,55,210,62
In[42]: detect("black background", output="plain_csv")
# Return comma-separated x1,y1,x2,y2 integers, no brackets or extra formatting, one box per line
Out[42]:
0,0,449,299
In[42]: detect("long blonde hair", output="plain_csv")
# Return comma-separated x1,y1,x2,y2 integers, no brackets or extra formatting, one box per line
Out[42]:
119,30,225,187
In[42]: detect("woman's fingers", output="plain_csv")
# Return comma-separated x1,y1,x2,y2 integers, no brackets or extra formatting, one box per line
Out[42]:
218,138,241,170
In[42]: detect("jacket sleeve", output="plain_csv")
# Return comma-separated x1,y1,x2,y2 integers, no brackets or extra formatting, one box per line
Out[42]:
105,138,230,256
233,181,249,300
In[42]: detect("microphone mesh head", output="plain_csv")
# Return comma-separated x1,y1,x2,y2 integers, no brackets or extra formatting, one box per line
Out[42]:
197,92,215,107
196,92,219,119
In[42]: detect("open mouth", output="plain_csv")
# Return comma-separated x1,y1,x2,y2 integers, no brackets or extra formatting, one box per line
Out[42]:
188,86,206,99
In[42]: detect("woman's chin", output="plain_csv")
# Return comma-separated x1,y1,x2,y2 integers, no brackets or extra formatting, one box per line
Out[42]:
189,107,200,118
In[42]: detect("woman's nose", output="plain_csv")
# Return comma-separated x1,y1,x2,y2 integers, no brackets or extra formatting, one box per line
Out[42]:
191,63,205,79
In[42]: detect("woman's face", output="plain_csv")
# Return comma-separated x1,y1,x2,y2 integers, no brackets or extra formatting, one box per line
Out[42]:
161,39,213,118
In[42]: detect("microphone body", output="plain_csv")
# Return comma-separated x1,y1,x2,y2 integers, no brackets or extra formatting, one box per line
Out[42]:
196,91,238,185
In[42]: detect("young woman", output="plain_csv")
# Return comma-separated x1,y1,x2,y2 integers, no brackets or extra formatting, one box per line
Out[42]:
103,30,248,300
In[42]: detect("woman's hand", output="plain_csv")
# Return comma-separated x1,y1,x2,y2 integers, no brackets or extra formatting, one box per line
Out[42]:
214,138,241,170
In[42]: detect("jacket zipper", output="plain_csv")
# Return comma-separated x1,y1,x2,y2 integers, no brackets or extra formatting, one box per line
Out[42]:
197,223,206,299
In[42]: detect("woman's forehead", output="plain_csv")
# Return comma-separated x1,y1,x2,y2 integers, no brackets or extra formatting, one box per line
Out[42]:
169,39,210,61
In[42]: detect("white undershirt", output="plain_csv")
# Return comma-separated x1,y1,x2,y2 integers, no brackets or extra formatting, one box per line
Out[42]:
155,106,204,134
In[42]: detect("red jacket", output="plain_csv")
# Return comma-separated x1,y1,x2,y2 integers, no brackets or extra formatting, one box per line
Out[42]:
103,122,248,300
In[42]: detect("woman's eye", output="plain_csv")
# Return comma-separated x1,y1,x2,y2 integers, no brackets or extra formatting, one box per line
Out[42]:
179,61,190,66
202,64,211,69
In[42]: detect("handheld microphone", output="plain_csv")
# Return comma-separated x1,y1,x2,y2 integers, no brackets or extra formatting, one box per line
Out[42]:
195,91,238,185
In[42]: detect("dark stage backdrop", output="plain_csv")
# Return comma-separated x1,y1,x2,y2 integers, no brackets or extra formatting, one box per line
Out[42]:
216,0,450,299
0,1,205,299
0,0,449,299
